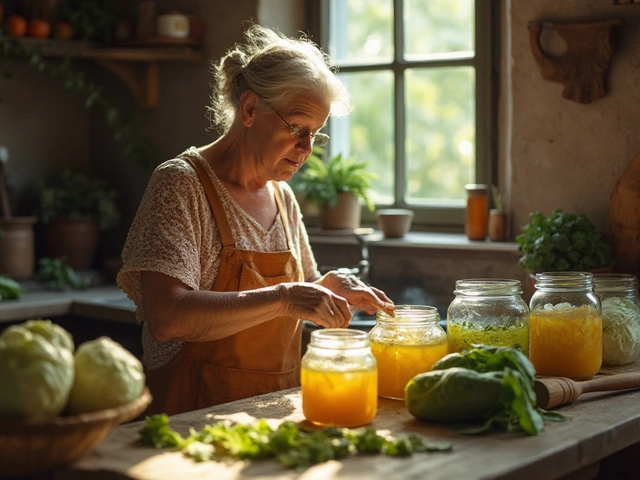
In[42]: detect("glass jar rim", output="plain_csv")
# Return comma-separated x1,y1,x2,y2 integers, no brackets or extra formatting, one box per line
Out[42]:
310,328,370,349
454,278,522,296
593,272,639,292
376,305,440,323
534,271,594,290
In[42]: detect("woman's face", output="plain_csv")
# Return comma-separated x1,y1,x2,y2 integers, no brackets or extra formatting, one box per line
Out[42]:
255,93,330,182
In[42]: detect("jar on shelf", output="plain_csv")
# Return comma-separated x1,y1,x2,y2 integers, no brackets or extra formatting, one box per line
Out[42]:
593,273,640,366
465,184,488,241
447,279,529,355
300,329,377,427
368,305,447,400
529,272,602,379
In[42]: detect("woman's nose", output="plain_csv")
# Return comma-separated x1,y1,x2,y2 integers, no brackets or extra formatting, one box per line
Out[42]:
295,137,313,155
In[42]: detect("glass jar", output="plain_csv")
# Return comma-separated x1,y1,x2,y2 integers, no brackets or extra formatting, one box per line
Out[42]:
447,279,529,354
593,273,640,366
369,305,447,400
529,272,602,379
300,329,377,427
465,184,488,241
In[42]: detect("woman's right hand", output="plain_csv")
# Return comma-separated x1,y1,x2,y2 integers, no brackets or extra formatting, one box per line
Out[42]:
278,282,352,328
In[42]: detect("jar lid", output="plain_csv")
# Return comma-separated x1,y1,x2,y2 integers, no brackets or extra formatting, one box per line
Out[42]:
465,183,488,192
310,328,370,348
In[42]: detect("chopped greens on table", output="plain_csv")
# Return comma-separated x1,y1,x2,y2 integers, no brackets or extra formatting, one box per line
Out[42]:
138,416,452,470
405,345,569,435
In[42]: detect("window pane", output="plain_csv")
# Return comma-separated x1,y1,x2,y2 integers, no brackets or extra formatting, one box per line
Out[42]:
404,0,474,59
328,0,393,64
331,71,394,204
405,67,475,204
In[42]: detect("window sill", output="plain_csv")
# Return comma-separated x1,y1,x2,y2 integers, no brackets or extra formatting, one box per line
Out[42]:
307,228,519,253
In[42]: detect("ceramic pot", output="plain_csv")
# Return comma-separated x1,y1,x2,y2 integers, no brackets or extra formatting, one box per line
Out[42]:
42,217,99,270
488,209,508,242
320,193,361,230
0,216,37,280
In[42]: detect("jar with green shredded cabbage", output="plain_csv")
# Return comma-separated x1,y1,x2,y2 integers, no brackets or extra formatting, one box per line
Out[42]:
594,273,640,366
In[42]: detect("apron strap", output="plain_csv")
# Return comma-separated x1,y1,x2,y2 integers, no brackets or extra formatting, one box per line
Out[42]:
271,181,294,251
182,155,235,247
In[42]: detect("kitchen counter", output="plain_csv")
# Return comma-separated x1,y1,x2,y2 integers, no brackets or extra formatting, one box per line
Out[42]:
56,360,640,480
0,283,136,325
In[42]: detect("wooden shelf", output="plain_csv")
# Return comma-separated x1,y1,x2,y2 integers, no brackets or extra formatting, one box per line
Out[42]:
17,38,205,108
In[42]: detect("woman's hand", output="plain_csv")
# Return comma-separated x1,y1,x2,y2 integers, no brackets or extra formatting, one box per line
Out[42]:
319,271,395,317
277,282,353,328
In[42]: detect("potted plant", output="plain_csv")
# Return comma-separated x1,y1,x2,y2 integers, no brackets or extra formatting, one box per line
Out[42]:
290,149,376,230
488,185,508,242
34,168,119,270
516,209,614,293
0,146,38,280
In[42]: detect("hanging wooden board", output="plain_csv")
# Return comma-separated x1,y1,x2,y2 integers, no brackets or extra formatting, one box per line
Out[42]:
606,146,640,278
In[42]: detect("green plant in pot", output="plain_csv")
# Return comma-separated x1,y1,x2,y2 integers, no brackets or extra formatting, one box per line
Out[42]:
289,148,376,230
517,209,614,279
35,169,119,270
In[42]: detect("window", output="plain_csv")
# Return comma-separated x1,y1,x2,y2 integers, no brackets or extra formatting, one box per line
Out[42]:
317,0,497,230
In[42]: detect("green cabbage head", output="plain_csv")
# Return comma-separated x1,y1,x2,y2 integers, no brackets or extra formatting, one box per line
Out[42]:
0,324,75,417
67,336,145,414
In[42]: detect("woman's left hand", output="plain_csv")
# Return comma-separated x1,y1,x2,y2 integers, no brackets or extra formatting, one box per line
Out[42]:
319,271,395,316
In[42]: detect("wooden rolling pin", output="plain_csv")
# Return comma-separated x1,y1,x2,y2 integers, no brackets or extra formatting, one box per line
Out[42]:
534,371,640,409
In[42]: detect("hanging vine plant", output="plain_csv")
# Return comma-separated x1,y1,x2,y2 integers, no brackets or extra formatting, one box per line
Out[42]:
0,24,157,171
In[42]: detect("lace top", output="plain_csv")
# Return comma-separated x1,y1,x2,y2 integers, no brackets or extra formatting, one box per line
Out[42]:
117,147,320,370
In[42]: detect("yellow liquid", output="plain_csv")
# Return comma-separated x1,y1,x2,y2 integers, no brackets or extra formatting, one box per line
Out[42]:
301,367,377,427
529,306,602,379
447,322,529,355
371,341,448,399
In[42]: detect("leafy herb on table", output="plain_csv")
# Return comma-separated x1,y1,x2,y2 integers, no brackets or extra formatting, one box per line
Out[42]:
0,274,23,300
139,416,452,470
35,257,87,290
405,345,569,436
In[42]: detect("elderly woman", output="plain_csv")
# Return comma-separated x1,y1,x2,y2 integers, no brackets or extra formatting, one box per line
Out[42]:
117,24,394,415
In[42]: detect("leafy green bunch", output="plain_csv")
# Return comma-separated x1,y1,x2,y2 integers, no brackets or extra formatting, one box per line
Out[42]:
139,415,452,471
290,148,376,211
35,169,119,231
516,209,614,272
405,345,568,435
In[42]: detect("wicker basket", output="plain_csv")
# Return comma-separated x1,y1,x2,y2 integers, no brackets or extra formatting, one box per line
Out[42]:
0,388,152,478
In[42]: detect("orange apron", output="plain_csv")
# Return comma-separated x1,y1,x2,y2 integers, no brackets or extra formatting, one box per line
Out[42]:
144,157,304,415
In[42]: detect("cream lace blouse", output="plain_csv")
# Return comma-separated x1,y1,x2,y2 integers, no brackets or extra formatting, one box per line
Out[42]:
117,148,319,370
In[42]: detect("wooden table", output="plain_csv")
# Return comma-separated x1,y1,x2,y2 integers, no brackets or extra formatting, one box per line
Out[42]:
56,360,640,480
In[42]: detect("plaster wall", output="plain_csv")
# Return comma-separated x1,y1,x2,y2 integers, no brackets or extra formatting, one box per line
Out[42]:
1,0,639,275
505,0,640,234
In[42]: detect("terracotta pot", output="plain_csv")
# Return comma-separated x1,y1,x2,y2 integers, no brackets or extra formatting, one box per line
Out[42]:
320,193,361,230
488,209,508,242
41,217,100,270
0,216,37,280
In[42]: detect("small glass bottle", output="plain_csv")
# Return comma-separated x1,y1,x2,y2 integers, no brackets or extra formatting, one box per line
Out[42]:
529,272,602,379
369,305,447,400
465,184,488,241
447,279,529,355
593,273,640,366
301,329,377,427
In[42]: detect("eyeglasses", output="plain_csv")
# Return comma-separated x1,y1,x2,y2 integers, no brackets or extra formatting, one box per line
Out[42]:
272,108,330,147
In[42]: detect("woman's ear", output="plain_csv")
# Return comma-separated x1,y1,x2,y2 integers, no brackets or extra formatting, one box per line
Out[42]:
239,90,260,127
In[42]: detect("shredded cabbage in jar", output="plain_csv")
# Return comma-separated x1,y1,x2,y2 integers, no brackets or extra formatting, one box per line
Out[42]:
601,297,640,366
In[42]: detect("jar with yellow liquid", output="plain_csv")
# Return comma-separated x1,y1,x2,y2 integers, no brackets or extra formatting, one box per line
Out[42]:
447,279,529,355
529,272,602,379
300,329,377,427
368,305,447,400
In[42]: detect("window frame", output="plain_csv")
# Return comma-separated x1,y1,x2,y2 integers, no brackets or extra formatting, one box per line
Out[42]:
307,0,499,231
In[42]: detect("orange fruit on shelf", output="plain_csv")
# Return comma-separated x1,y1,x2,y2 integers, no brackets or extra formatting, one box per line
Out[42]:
5,14,27,37
53,21,73,40
27,18,51,38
